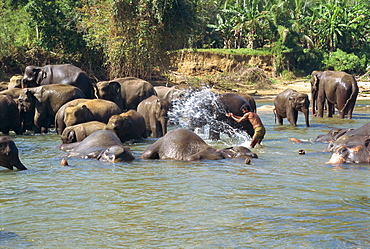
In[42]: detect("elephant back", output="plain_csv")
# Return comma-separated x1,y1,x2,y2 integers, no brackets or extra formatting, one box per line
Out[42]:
219,93,250,115
113,77,156,110
55,98,91,134
64,99,121,127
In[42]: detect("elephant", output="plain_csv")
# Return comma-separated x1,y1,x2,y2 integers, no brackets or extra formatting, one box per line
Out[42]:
325,123,370,153
17,84,86,133
314,128,353,143
0,136,27,170
58,130,134,162
55,98,91,135
94,77,156,111
141,128,258,161
22,64,94,98
137,95,169,138
0,88,23,99
325,136,370,164
63,99,122,128
106,110,147,142
215,93,255,139
61,121,108,144
8,75,23,89
0,82,8,91
274,88,310,127
0,95,22,135
310,71,358,119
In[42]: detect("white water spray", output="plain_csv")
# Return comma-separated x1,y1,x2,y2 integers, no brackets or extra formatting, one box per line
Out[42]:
168,86,251,146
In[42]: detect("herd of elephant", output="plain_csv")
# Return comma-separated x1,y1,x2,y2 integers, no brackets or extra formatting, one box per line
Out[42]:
0,64,368,170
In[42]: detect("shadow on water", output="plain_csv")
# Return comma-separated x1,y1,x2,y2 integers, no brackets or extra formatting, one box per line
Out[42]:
0,231,33,247
1,87,369,248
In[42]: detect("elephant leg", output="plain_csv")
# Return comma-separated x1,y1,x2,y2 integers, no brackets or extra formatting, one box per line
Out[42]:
277,115,283,125
327,102,335,118
346,104,354,119
317,96,325,118
286,108,297,126
149,116,160,138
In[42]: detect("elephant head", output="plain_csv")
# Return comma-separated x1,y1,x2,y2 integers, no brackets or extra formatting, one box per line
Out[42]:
326,139,370,164
288,91,310,127
18,88,36,113
106,114,131,138
64,105,92,127
153,98,169,137
0,136,27,170
61,127,78,144
97,145,135,162
95,81,123,110
22,66,45,88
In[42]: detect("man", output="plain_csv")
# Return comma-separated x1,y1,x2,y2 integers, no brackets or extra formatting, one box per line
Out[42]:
226,104,265,148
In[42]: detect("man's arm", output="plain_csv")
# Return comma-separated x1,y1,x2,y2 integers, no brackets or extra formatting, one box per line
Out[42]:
227,113,248,123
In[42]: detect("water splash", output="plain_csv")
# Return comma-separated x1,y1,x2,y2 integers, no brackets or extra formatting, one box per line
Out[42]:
168,86,251,146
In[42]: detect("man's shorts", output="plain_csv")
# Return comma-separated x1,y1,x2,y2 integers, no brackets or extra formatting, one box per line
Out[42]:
253,126,266,140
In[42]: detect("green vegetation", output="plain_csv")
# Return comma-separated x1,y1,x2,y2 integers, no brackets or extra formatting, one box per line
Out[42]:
0,0,369,80
194,48,272,56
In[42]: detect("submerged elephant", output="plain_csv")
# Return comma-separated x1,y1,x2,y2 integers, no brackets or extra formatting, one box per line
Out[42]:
314,128,353,143
0,95,22,135
63,99,121,128
137,95,169,138
22,64,94,98
141,128,257,161
0,136,27,170
326,136,370,164
17,84,85,133
59,130,134,162
61,121,108,144
95,77,156,111
106,110,147,142
274,88,310,127
310,71,358,119
325,123,370,153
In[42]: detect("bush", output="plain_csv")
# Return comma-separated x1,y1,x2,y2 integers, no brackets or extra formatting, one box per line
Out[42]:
323,49,366,74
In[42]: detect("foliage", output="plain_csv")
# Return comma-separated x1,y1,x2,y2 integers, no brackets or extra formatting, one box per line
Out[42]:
79,0,197,79
323,49,367,74
195,48,272,56
0,0,369,80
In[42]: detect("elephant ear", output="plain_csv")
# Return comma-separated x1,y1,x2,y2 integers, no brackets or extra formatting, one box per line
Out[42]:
312,71,322,91
109,81,121,94
288,93,297,106
35,68,46,84
67,130,76,143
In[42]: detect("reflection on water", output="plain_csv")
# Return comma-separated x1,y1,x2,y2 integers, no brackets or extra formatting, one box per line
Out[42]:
1,90,369,248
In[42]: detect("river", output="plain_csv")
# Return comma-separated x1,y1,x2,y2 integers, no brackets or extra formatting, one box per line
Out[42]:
1,90,369,248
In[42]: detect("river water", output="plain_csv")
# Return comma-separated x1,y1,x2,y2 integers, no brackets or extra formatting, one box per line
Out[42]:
1,89,369,248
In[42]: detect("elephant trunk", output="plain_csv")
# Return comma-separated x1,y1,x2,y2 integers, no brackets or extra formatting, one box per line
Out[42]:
160,117,168,136
303,108,310,127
